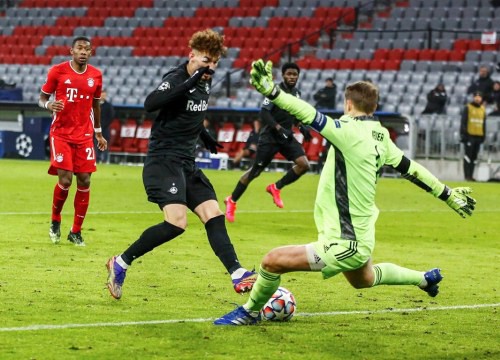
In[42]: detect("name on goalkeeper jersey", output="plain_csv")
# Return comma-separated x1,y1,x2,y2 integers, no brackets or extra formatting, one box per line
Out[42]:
372,130,384,141
186,100,208,112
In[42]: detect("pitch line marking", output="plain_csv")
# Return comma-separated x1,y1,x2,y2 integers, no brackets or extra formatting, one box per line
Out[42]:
0,303,497,332
0,209,498,216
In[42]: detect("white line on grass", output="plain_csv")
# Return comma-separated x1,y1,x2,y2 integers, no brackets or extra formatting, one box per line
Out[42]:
1,303,497,332
1,209,499,216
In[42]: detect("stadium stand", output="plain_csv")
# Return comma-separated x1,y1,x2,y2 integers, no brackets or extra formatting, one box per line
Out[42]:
0,0,499,168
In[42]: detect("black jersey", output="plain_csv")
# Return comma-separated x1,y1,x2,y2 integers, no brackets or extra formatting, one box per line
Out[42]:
144,62,211,159
260,81,301,135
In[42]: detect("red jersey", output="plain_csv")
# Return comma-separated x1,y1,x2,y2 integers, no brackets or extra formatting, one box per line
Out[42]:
42,61,102,143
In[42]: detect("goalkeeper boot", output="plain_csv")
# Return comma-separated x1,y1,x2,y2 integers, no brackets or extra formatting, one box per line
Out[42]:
232,269,257,294
224,195,237,222
421,268,443,297
67,231,85,247
49,220,61,244
106,256,127,299
213,306,261,326
266,183,284,208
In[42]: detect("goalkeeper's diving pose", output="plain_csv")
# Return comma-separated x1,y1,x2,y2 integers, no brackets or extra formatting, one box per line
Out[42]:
214,59,476,325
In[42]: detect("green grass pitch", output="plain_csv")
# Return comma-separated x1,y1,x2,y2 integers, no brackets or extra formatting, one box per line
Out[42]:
0,159,498,360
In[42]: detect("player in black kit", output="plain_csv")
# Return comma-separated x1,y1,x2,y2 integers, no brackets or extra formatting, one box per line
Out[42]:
106,29,256,299
224,62,312,222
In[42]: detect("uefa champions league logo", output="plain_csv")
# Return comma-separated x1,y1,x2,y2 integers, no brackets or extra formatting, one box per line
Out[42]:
15,134,33,157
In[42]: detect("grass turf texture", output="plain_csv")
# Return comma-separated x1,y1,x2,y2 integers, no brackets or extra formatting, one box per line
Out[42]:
0,159,498,360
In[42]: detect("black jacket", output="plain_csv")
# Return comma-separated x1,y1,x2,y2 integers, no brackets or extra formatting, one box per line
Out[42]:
422,89,447,114
144,62,211,159
313,85,336,109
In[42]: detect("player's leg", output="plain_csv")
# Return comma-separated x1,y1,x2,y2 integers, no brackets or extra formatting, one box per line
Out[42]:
65,172,91,246
268,142,310,208
67,140,97,246
463,140,475,180
343,259,443,297
107,158,187,299
48,137,74,244
214,244,312,325
225,143,275,222
190,169,256,293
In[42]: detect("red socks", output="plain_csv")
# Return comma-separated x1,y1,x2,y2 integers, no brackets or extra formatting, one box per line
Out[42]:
71,186,90,233
51,182,69,222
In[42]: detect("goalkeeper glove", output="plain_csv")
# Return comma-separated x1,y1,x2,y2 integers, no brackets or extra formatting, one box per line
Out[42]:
250,59,281,100
299,125,312,142
442,187,476,218
199,130,223,154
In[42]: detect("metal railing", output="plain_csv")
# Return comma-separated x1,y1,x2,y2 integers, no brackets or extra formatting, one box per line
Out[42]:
412,114,500,162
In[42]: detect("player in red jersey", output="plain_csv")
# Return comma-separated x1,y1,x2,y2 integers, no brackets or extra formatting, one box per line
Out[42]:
39,36,107,246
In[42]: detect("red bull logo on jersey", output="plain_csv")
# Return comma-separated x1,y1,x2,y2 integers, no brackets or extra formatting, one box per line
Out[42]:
186,100,208,112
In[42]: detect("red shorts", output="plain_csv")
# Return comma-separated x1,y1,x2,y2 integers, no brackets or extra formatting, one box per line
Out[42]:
48,136,97,175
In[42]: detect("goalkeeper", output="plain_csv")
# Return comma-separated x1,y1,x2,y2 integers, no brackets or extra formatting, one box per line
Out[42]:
214,60,476,325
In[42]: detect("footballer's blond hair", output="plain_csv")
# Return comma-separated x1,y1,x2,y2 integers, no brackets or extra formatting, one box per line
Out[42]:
345,81,379,114
189,29,227,59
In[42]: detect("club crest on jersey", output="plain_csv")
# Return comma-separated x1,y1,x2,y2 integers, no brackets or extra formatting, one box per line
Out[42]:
55,153,64,162
205,83,210,94
87,78,95,87
168,184,178,194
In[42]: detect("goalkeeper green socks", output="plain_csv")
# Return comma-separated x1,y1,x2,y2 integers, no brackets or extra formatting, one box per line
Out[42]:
372,263,423,287
244,267,281,312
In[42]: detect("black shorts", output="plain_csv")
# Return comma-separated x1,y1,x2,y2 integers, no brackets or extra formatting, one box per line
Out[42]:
142,156,217,210
254,134,306,167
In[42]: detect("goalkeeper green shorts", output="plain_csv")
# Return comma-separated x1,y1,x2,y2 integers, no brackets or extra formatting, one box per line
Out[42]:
312,236,375,280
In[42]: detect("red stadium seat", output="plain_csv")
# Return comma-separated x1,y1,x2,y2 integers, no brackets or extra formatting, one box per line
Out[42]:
108,119,123,152
120,119,138,153
305,132,324,162
217,123,236,155
135,119,152,154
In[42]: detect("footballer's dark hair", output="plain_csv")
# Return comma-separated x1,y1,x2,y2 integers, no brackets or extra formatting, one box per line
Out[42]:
281,62,300,74
72,36,91,47
345,81,379,114
189,29,227,58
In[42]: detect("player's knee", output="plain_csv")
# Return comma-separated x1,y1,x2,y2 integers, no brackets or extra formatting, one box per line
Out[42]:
248,165,264,180
296,157,311,174
58,178,72,188
261,250,283,273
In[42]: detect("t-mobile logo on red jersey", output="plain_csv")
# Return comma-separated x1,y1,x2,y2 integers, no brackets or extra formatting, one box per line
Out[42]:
66,88,78,102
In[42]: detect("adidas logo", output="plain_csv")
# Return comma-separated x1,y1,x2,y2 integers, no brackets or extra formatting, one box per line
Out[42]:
64,79,71,84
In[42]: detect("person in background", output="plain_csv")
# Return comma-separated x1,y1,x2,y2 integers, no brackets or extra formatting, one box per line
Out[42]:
422,83,447,114
96,89,114,164
231,119,260,170
467,66,494,104
214,59,476,326
313,77,337,109
460,91,486,181
39,36,106,247
489,81,500,109
224,62,312,223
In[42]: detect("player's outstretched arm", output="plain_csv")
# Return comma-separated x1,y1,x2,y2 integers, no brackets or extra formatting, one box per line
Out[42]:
393,156,476,218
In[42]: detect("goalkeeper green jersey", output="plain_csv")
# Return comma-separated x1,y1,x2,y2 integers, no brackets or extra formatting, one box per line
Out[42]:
273,92,404,245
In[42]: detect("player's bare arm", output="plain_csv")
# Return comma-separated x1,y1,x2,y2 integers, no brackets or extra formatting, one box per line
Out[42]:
38,93,64,112
92,98,107,151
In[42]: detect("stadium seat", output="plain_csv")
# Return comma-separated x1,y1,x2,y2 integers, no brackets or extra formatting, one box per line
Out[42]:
135,119,152,154
120,119,139,153
216,123,236,155
108,119,123,152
